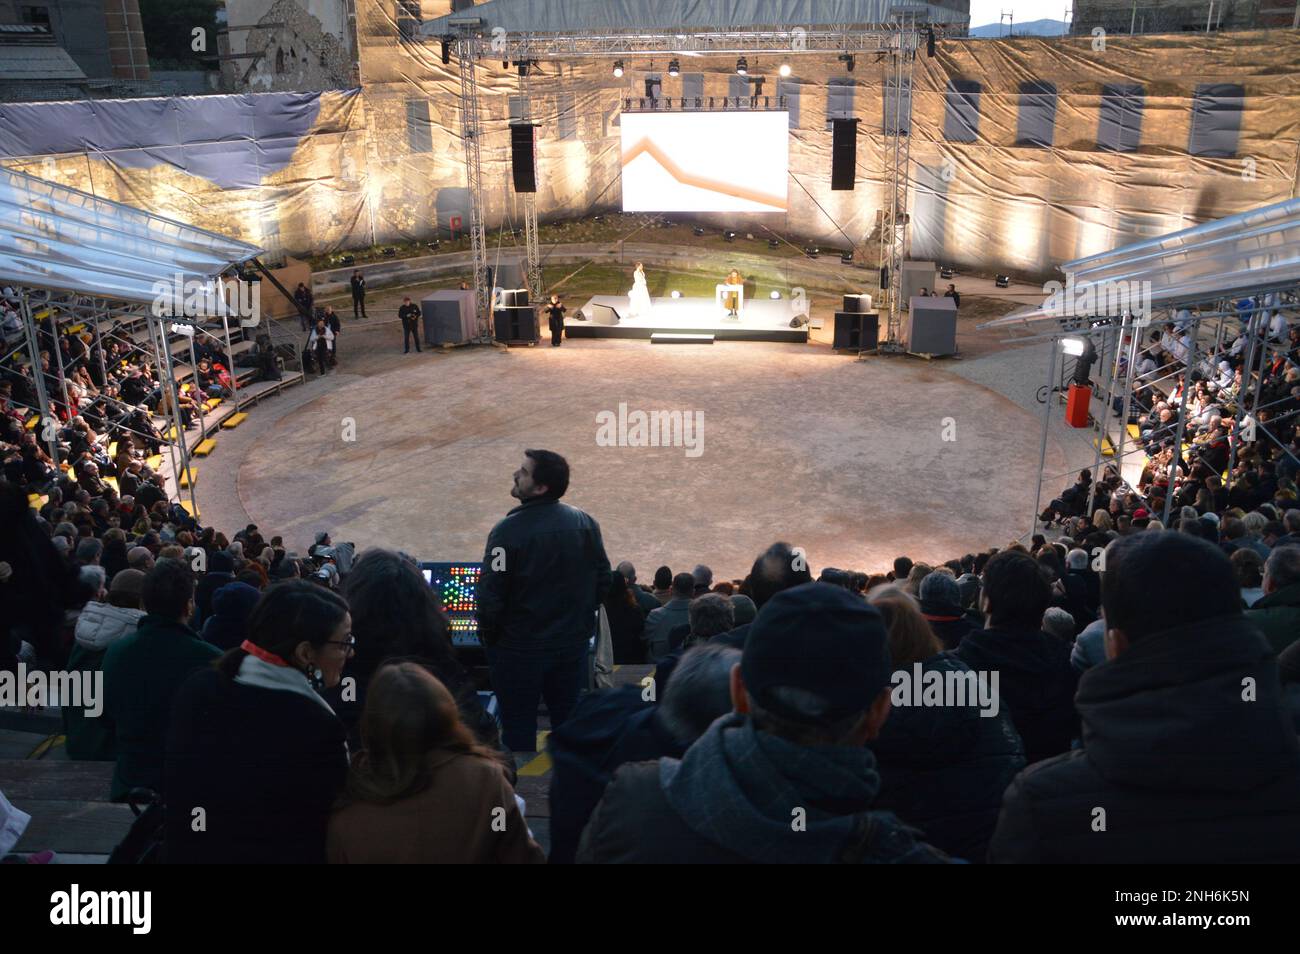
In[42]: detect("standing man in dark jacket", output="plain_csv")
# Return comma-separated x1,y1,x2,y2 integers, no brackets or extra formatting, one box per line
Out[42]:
293,282,314,332
191,549,236,631
477,449,611,751
349,270,367,319
577,583,950,864
990,532,1300,863
398,296,422,354
956,549,1079,763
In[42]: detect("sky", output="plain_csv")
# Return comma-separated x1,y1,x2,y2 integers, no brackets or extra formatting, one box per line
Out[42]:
967,0,1074,27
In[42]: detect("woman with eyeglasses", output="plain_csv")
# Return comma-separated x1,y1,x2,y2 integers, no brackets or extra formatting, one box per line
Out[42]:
164,580,354,863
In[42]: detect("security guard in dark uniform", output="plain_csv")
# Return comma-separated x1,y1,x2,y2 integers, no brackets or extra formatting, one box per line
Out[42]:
399,297,422,353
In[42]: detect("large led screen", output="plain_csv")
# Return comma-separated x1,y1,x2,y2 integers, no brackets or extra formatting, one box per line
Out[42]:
620,111,789,213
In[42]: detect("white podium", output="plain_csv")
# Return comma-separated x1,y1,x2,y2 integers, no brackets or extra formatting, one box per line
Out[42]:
716,283,745,317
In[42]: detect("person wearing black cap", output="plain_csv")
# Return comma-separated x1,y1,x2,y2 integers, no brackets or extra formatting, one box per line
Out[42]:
192,549,237,631
576,582,950,863
991,532,1300,863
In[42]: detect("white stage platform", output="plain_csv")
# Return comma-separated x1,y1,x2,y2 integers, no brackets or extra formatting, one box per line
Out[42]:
566,295,809,342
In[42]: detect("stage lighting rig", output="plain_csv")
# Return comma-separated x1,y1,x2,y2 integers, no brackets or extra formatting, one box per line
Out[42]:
613,60,624,77
668,59,680,77
724,230,737,242
767,238,780,249
995,275,1011,288
736,57,748,75
693,227,706,236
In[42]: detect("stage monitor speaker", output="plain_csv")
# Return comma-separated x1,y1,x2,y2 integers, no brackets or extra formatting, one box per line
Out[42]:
833,311,879,351
494,305,539,343
502,288,529,307
843,293,874,313
510,124,537,193
588,303,621,325
831,119,858,191
904,298,957,355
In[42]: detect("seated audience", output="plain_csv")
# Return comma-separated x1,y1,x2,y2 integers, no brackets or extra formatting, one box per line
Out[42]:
990,532,1300,863
64,567,146,760
547,644,740,864
165,581,352,863
328,662,544,864
868,587,1025,862
955,550,1079,763
102,558,220,800
577,583,950,863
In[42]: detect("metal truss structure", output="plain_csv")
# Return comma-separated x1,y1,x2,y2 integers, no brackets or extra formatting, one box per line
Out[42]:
438,18,928,345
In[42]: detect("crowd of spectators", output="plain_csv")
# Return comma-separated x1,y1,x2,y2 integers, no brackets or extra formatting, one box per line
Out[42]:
2,290,1300,864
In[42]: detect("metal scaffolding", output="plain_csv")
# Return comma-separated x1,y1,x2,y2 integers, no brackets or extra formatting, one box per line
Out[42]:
440,18,925,350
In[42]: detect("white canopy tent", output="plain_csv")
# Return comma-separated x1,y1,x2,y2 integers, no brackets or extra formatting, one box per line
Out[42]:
980,197,1300,333
0,164,263,315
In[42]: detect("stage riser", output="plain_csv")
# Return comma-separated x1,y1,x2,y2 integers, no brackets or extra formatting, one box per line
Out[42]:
565,325,807,342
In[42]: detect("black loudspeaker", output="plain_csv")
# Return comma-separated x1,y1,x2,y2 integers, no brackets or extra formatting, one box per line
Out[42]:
842,294,861,313
510,124,537,193
832,312,879,351
494,306,539,343
831,119,858,191
502,288,529,307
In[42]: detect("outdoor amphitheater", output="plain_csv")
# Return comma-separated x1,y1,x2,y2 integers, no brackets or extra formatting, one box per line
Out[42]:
1,0,1299,896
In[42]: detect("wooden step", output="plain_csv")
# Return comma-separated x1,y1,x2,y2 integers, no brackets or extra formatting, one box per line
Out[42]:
179,469,197,489
221,412,248,429
179,499,200,518
192,437,217,457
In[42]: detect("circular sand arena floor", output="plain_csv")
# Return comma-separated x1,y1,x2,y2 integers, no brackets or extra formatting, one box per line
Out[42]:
235,337,1057,580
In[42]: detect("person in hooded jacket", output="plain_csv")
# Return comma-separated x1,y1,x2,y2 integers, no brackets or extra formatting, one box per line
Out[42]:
547,643,738,864
955,550,1079,763
577,583,950,864
64,568,147,760
867,587,1025,862
201,581,261,651
990,532,1300,863
191,549,236,631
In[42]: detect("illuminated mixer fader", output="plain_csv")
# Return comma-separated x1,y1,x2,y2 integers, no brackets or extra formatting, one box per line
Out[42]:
420,563,482,646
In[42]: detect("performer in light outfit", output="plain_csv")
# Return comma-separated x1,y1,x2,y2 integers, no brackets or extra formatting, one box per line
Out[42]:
627,262,653,318
723,269,743,317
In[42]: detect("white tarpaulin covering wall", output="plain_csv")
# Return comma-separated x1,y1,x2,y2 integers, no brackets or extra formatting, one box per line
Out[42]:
0,164,263,311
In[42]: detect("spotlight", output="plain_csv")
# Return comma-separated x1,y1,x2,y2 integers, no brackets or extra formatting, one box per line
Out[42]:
995,274,1011,288
692,226,705,236
839,53,855,73
671,290,682,298
440,39,450,65
939,266,953,279
668,58,680,77
779,63,791,77
502,60,508,69
724,230,737,242
382,247,397,256
769,290,781,300
804,246,819,258
1061,337,1086,357
767,238,780,249
926,28,937,58
613,60,624,78
840,250,854,264
736,57,747,75
517,61,528,77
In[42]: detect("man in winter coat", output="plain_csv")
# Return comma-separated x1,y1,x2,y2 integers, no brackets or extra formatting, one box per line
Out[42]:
990,532,1300,863
577,583,951,864
956,550,1079,763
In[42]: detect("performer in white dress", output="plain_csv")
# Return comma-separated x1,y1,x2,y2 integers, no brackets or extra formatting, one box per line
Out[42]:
627,262,653,319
